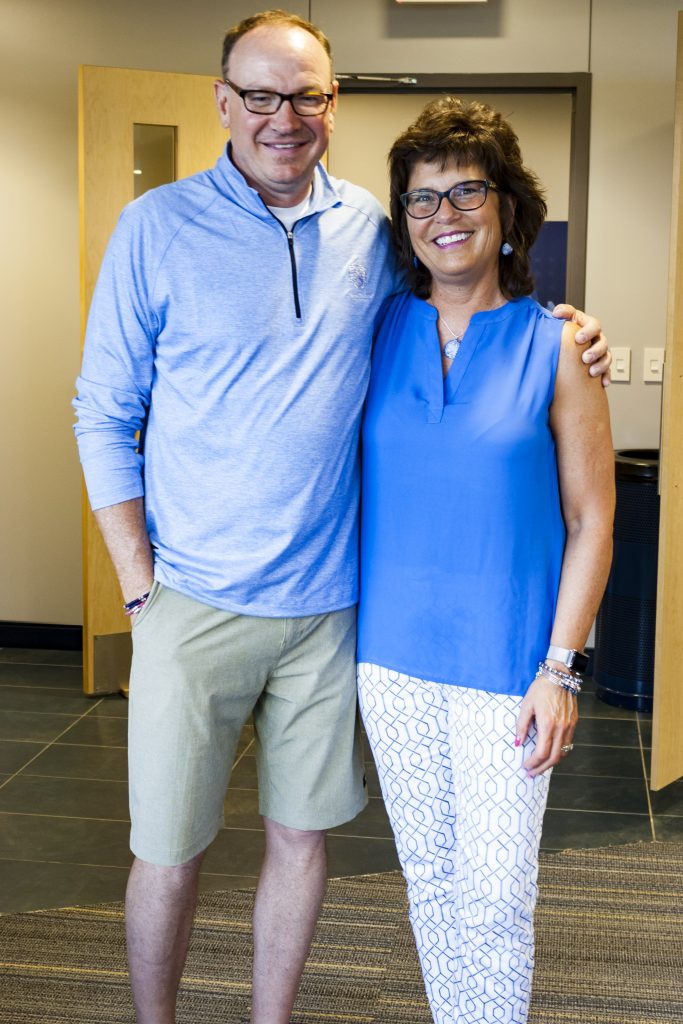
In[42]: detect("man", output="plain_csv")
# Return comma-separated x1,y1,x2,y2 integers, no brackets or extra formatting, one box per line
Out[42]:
74,10,610,1023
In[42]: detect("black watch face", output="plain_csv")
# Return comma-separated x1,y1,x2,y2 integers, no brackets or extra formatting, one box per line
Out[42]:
571,651,590,674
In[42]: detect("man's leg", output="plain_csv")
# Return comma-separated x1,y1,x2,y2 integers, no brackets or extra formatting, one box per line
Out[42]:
126,588,285,1023
250,608,364,1021
251,817,327,1024
125,850,205,1024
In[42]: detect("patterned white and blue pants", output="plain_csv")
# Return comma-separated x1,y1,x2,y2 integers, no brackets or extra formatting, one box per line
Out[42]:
357,663,551,1024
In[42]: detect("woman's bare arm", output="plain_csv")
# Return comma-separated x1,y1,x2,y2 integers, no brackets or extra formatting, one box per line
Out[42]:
517,321,615,775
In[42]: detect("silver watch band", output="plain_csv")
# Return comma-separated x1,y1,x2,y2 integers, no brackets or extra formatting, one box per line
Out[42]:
546,645,589,674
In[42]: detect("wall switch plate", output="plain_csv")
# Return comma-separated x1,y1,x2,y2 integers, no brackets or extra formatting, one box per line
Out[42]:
643,347,664,382
611,347,631,382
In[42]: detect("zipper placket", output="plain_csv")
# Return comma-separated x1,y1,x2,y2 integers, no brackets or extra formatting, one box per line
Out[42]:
266,203,302,320
284,228,302,320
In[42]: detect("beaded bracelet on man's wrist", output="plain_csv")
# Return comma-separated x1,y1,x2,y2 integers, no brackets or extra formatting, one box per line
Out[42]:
123,591,151,617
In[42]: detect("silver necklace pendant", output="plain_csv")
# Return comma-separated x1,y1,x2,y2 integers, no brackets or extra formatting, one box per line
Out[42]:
439,312,463,360
444,337,461,360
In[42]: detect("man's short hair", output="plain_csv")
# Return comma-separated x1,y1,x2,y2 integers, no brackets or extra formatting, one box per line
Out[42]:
221,8,333,79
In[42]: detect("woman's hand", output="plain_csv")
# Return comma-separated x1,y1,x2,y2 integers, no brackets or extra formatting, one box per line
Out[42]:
515,675,579,777
552,304,612,386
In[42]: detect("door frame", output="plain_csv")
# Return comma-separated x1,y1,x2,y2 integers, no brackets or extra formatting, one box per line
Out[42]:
651,13,683,791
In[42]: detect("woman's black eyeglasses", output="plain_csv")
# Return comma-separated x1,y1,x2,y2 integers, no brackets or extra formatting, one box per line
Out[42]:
400,179,501,219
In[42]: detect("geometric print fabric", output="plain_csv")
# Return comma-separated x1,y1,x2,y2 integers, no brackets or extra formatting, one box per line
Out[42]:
357,663,551,1024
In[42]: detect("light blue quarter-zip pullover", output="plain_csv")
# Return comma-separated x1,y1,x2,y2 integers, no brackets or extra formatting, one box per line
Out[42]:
74,146,400,615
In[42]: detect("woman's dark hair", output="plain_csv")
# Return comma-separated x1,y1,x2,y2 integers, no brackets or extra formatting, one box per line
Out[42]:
388,96,547,299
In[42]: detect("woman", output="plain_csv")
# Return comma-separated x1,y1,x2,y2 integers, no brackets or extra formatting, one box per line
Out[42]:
357,97,615,1024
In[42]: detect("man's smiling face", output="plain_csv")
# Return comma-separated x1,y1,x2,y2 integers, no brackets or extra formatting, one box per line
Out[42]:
215,24,338,207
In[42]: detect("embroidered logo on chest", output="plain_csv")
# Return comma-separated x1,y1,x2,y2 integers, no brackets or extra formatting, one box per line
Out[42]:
346,257,369,292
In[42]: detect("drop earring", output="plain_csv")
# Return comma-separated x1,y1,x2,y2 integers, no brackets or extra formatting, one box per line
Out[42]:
412,254,419,269
501,241,513,256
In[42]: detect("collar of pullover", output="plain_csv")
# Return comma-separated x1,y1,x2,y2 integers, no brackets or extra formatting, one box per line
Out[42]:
209,143,342,222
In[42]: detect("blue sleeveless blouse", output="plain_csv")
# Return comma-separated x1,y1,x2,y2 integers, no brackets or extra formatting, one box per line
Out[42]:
357,292,565,696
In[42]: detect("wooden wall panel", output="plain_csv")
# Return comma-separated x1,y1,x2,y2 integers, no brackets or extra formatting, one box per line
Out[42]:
651,13,683,790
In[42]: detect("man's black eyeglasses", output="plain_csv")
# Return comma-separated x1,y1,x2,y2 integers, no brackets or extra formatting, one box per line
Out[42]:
400,179,501,219
223,79,333,117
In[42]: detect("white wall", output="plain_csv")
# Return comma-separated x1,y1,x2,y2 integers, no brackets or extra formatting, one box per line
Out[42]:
587,0,680,448
313,0,590,73
1,0,681,624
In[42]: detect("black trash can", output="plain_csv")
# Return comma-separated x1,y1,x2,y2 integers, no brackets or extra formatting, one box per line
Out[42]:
593,449,659,712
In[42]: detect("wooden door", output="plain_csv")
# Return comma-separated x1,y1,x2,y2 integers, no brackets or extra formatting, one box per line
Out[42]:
78,66,226,694
651,13,683,789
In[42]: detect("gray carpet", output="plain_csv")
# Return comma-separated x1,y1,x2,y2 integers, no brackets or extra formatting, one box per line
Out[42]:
0,842,682,1023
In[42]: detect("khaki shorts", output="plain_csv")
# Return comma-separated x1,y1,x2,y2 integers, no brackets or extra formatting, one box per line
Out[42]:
128,582,366,866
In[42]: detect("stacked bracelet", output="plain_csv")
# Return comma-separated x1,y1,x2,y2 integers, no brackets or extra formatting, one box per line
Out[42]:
537,660,582,696
123,591,151,617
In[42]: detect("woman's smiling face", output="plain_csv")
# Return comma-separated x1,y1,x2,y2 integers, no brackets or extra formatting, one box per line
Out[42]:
406,158,504,292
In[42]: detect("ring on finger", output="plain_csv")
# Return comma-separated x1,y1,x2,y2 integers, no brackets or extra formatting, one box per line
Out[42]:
560,743,574,755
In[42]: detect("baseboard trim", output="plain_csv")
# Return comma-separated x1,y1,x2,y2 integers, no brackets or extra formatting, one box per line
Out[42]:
0,622,83,651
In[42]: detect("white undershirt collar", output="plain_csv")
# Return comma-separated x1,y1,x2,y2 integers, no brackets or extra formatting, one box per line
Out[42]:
266,187,314,230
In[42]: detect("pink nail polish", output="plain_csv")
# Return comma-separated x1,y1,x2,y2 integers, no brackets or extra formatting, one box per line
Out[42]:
514,736,521,747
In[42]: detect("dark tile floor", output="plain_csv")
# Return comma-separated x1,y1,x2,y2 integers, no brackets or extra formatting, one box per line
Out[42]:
0,647,670,915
